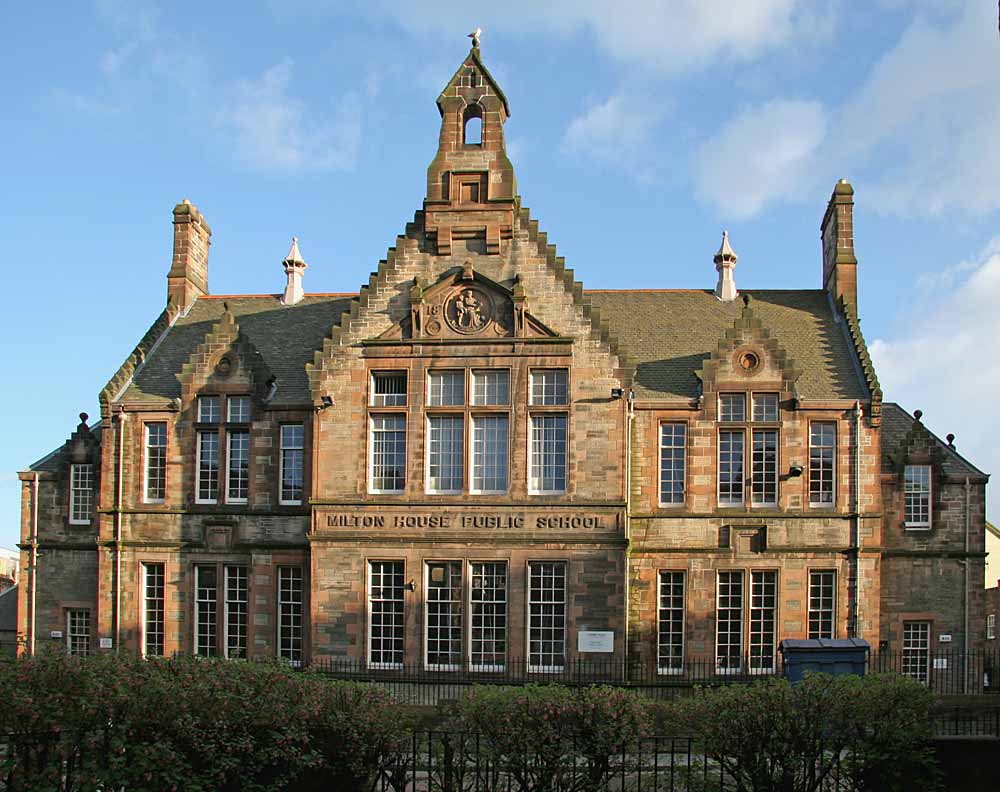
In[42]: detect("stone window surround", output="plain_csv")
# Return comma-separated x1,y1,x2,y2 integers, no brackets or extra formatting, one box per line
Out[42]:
194,393,252,506
658,422,688,508
528,368,571,495
714,568,781,674
715,390,782,510
192,561,250,660
903,463,933,530
68,462,94,525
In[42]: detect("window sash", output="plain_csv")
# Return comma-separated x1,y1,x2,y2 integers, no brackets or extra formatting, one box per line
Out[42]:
194,565,218,657
659,424,686,506
529,414,567,493
69,463,94,524
371,372,407,406
370,415,406,493
807,570,836,639
528,562,566,672
471,416,509,493
368,561,404,668
198,396,220,423
716,571,744,672
225,566,248,660
751,393,779,422
718,430,745,506
529,369,569,406
719,393,746,422
470,562,507,670
751,430,778,506
427,416,464,493
471,370,510,406
226,430,250,503
227,396,250,423
904,465,932,527
278,566,304,666
144,423,167,503
987,614,996,641
658,571,685,674
749,571,777,672
902,621,930,684
809,423,836,505
196,430,219,503
427,370,465,406
279,424,304,504
425,562,463,669
66,609,90,656
142,563,165,657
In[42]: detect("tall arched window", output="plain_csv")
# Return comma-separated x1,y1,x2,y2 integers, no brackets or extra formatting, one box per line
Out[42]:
463,105,483,146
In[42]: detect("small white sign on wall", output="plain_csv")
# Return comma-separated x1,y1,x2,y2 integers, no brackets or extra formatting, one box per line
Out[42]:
99,638,113,649
938,634,952,643
49,630,63,639
933,658,948,670
578,631,614,653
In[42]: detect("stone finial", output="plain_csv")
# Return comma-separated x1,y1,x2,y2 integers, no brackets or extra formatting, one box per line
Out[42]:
714,230,738,302
281,237,308,306
468,27,482,49
946,433,955,448
914,409,923,422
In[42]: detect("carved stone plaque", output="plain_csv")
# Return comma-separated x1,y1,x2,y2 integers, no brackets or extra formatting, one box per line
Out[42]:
445,287,493,334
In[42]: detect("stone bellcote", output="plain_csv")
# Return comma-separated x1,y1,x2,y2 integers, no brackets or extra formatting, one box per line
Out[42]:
424,43,517,257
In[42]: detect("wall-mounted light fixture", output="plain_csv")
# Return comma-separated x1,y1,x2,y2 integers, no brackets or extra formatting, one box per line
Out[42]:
789,464,804,478
611,388,624,400
404,580,416,592
314,395,334,412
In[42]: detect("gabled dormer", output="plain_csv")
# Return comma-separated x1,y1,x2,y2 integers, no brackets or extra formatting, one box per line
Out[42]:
425,43,517,256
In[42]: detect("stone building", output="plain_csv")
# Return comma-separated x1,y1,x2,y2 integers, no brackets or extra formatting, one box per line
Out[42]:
18,44,989,683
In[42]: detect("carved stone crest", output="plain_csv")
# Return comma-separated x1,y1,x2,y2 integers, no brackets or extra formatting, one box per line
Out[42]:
445,287,493,334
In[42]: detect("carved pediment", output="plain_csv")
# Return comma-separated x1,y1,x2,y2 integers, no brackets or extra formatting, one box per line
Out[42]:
378,262,558,341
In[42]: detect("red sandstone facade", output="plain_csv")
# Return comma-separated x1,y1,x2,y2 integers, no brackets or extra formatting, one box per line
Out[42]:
18,45,988,684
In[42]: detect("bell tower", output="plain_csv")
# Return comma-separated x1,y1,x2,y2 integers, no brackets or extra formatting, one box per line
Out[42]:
425,39,517,256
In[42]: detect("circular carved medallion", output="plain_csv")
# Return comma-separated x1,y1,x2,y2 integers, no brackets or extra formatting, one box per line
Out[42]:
445,287,493,334
739,352,759,371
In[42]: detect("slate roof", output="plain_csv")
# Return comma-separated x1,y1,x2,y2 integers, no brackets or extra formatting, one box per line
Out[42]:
28,423,103,473
880,402,988,480
124,295,354,406
0,586,17,632
586,289,867,401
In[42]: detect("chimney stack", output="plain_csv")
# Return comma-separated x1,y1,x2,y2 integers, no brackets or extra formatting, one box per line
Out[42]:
821,179,857,314
281,237,307,306
167,199,211,314
714,230,738,302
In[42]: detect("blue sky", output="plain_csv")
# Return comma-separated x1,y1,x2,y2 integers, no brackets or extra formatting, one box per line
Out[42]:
1,0,998,550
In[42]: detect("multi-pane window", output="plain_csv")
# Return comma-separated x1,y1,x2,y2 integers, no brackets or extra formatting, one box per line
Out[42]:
658,571,685,674
719,393,746,422
225,566,248,660
716,571,744,672
279,424,304,504
198,396,220,423
278,566,304,666
809,423,836,505
904,465,932,528
427,416,464,493
371,372,407,406
471,370,510,406
718,430,745,506
142,563,165,657
902,621,931,684
226,430,250,503
227,396,250,423
368,561,404,668
194,565,218,657
66,609,90,656
427,370,464,406
471,416,509,493
69,463,94,524
370,415,406,493
530,415,568,494
530,369,569,406
987,613,996,641
752,393,779,422
751,430,778,506
749,571,777,672
144,423,167,502
196,429,219,503
659,424,686,506
470,562,507,670
528,562,566,672
425,562,463,669
808,570,836,639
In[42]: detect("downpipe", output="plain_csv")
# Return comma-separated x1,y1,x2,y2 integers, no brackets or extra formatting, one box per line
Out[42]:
963,477,970,695
851,401,862,637
114,410,126,653
29,472,39,656
622,389,634,682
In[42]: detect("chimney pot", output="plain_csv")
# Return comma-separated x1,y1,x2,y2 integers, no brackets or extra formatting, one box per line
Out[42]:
167,199,211,313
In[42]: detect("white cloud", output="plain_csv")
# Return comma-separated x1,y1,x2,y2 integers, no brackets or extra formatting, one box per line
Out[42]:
871,237,1000,510
561,95,667,181
96,0,159,75
692,99,827,218
218,60,362,172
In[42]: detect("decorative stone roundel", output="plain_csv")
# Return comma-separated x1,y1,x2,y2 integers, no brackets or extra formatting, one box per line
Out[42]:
738,351,760,371
215,355,234,377
445,287,493,334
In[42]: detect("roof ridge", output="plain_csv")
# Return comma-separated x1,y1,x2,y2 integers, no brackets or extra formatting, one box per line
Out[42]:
201,293,356,300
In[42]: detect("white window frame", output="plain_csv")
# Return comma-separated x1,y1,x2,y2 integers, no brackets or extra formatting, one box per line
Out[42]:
527,561,567,673
469,560,507,671
751,392,779,422
277,566,304,667
470,414,509,494
425,414,464,495
658,423,687,507
225,429,250,504
529,369,569,407
195,430,219,504
986,613,995,641
224,565,248,660
424,560,463,671
427,370,465,407
278,424,304,505
69,463,94,525
717,429,745,507
471,369,510,406
194,564,218,657
367,560,405,669
902,621,931,684
749,570,778,674
143,422,167,504
369,414,407,494
227,395,251,423
141,562,165,657
719,393,746,422
903,465,932,530
809,422,837,507
657,570,685,675
750,429,779,507
716,570,744,674
807,570,837,640
370,371,408,407
66,609,90,656
528,414,568,495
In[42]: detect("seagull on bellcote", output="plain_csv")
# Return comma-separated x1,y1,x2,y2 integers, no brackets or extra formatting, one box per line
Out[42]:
468,27,482,48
